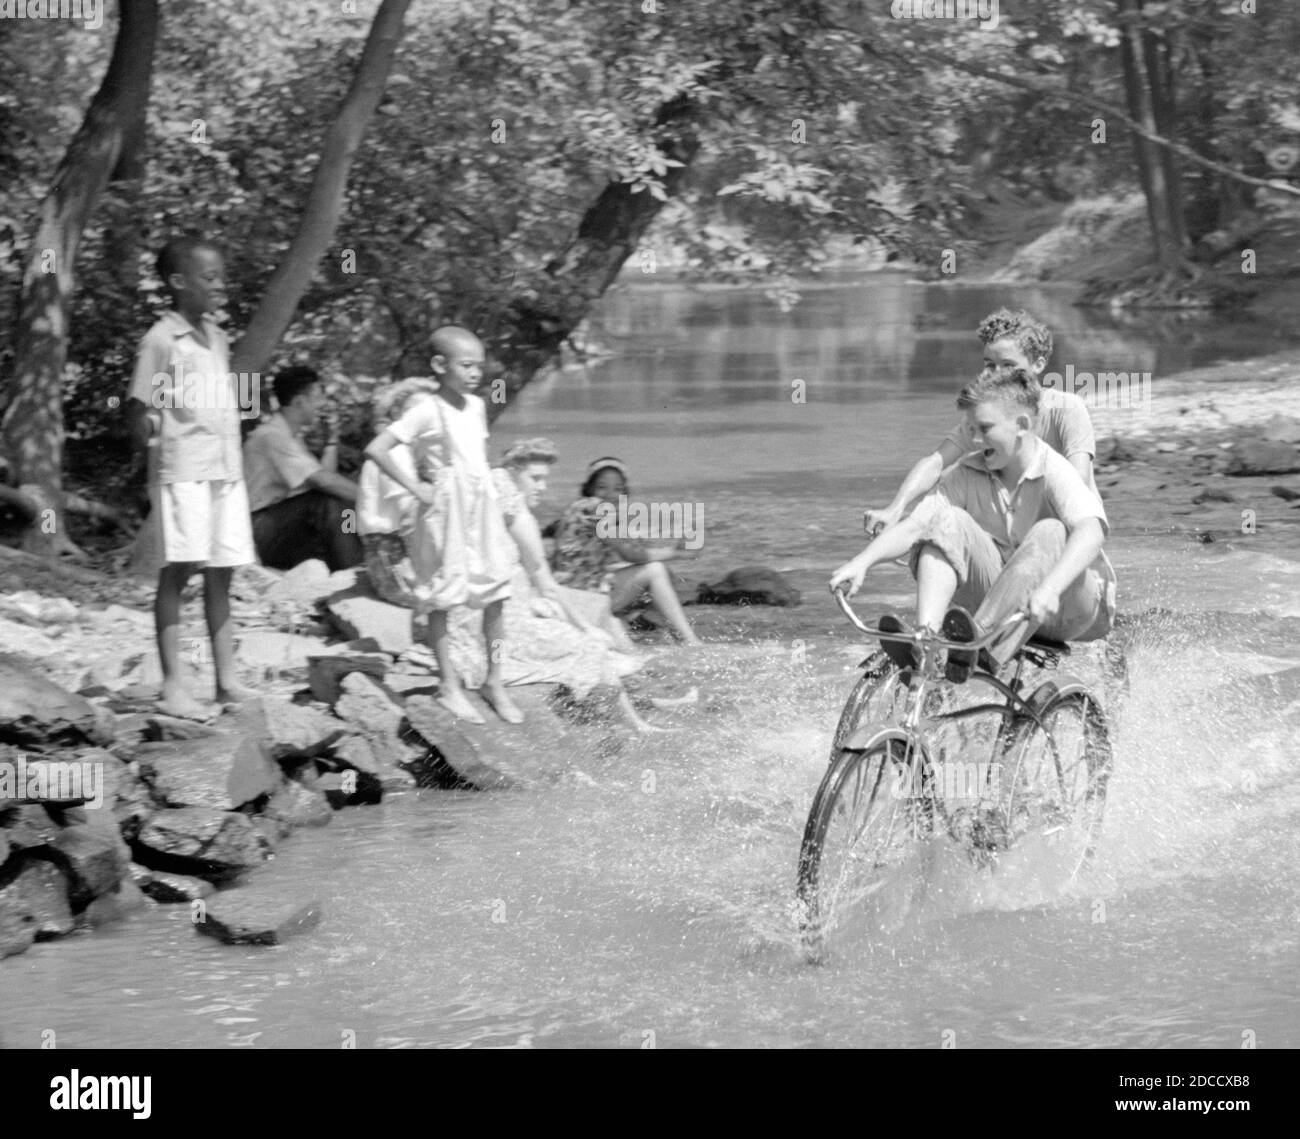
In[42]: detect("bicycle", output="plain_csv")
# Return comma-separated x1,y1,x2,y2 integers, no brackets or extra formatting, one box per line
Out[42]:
796,589,1114,963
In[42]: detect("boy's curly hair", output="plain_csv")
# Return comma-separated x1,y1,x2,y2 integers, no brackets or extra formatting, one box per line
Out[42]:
956,366,1042,417
977,308,1053,366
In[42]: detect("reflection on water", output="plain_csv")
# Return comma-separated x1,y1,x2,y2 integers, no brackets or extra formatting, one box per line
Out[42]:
4,278,1298,1049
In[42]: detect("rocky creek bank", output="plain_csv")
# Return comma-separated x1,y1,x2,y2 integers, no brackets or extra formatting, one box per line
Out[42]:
0,559,618,959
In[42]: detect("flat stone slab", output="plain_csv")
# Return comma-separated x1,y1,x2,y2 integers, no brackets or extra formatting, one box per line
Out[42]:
136,735,243,810
136,807,270,879
195,886,322,946
324,590,414,654
0,654,115,747
308,652,391,705
130,862,215,904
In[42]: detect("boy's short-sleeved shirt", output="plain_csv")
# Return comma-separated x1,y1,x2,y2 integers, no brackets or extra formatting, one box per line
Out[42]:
242,413,323,513
945,388,1098,494
128,311,243,484
388,392,490,478
933,434,1116,606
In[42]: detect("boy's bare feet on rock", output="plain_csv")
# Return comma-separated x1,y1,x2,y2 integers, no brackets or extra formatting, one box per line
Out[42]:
481,682,524,724
158,686,217,723
215,682,258,705
437,687,486,725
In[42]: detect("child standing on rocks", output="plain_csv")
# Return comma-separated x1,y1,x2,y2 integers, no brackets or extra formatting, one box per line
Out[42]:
125,237,256,720
364,327,519,725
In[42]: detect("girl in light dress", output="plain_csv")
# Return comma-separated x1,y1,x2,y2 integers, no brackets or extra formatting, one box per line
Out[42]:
364,327,520,725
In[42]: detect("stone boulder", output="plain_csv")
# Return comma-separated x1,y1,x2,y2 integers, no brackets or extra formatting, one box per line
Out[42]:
0,654,116,746
129,862,215,904
195,885,322,946
135,807,270,880
0,858,75,956
262,558,330,605
239,697,345,762
324,591,414,654
80,878,148,928
308,651,391,705
403,695,515,790
135,735,243,810
1261,415,1300,445
235,630,331,678
262,779,333,829
1,803,60,850
1226,440,1300,476
47,822,131,912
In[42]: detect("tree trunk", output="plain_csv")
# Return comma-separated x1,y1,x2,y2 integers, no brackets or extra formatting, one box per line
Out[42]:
0,0,159,558
230,0,413,378
1117,0,1187,271
488,95,702,422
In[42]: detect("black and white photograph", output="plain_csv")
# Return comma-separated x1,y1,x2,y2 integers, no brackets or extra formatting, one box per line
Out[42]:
0,0,1295,1094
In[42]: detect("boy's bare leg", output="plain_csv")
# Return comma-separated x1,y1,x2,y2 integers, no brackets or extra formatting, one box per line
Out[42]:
610,564,701,645
205,566,255,704
914,545,960,632
156,562,213,719
428,608,484,723
480,600,522,723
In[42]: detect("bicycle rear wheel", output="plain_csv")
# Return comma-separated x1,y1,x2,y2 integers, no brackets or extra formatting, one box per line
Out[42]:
997,686,1113,871
796,734,934,962
828,654,904,762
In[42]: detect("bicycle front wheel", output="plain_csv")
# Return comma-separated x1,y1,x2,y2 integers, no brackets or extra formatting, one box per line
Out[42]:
796,734,933,962
828,653,904,762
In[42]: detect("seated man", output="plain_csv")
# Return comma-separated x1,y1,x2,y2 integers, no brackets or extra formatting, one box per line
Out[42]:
830,368,1116,680
243,365,362,571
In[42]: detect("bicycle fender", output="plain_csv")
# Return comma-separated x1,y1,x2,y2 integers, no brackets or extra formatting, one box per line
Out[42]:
1021,676,1096,718
841,724,914,754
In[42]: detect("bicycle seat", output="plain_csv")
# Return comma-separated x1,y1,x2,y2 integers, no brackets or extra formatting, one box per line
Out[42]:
1018,635,1071,668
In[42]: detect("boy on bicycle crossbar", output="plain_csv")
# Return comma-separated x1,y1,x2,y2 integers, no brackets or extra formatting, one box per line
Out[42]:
829,368,1117,681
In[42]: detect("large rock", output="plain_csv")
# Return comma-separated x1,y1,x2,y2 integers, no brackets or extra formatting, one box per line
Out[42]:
262,558,330,605
1,803,60,850
1261,415,1300,445
130,862,214,904
80,878,148,928
262,780,333,829
403,695,515,790
227,734,285,810
239,697,345,761
136,735,243,810
195,885,322,946
47,822,131,911
135,807,270,879
335,673,404,752
0,654,115,746
235,630,330,677
324,592,414,654
0,858,75,955
308,651,391,705
1226,440,1300,476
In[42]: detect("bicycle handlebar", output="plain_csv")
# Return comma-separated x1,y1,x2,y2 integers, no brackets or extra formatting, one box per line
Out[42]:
831,585,1026,653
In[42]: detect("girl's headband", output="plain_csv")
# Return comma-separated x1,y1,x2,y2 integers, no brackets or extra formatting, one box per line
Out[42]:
586,457,629,479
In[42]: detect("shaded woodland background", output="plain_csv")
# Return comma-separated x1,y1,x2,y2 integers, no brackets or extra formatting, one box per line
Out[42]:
1,0,1298,557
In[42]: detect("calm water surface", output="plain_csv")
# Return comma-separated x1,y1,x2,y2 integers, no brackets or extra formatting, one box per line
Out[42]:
4,278,1298,1048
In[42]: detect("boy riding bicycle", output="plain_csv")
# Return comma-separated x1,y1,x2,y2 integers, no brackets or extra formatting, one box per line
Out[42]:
830,368,1116,681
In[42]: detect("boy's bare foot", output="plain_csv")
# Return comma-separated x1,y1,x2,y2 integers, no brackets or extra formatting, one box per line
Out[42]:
481,682,524,724
158,686,217,723
215,681,258,705
436,688,486,725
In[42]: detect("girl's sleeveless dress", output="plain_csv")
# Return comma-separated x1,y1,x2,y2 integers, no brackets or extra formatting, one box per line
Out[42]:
446,469,642,698
387,393,514,613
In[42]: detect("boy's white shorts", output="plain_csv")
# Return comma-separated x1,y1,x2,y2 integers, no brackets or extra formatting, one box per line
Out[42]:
150,479,255,567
